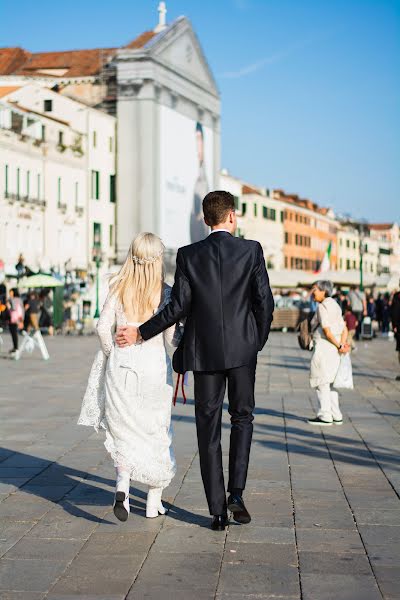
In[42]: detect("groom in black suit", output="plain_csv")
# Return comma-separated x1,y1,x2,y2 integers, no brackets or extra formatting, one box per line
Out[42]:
116,191,274,530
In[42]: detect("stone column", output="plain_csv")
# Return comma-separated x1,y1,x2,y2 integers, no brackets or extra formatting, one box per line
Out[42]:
116,79,143,262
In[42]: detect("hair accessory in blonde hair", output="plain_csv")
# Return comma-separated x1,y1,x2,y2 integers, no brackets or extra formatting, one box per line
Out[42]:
132,248,164,265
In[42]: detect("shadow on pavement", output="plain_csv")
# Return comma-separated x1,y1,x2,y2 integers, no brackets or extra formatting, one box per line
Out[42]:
171,400,400,472
0,448,208,527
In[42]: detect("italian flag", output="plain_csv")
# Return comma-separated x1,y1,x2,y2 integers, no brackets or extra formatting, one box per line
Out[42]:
315,241,332,274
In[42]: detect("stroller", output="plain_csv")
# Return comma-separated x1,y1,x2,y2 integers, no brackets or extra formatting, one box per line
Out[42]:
361,316,373,340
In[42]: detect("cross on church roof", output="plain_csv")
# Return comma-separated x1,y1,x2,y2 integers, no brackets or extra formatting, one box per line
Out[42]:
154,2,167,33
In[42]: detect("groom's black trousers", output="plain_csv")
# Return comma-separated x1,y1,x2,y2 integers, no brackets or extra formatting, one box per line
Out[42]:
193,360,256,515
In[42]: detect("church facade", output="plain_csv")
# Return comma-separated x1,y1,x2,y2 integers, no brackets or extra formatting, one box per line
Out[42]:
110,13,221,261
0,5,221,266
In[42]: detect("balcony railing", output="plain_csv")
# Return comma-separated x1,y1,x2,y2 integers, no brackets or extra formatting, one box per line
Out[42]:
5,192,46,208
5,192,20,202
30,198,46,208
1,126,84,156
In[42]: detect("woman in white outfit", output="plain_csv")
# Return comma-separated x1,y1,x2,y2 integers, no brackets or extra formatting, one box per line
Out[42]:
308,280,350,426
78,233,180,521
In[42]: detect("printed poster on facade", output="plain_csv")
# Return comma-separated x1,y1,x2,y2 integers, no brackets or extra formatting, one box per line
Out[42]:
159,105,214,248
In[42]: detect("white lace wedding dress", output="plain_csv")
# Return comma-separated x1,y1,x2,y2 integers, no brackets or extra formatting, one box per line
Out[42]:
78,286,180,489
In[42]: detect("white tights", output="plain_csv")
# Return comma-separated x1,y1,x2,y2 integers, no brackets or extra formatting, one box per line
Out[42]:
316,383,342,422
116,466,130,494
115,468,165,517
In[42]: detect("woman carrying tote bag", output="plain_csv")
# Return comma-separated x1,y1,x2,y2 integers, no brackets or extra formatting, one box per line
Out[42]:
308,281,351,426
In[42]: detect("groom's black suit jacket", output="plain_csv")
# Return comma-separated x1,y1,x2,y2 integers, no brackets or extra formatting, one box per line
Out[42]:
139,231,274,372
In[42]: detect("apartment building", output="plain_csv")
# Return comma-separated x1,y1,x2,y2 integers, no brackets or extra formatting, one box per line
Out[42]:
0,83,116,276
369,223,400,276
0,6,221,261
219,171,285,269
337,224,379,276
272,191,338,272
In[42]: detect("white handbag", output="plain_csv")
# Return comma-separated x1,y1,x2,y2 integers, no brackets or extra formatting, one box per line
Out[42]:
333,353,354,389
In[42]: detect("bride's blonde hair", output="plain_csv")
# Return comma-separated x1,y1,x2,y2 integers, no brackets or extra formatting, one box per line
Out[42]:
110,232,165,320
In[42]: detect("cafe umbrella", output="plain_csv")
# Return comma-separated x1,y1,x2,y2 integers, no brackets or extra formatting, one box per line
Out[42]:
16,274,64,289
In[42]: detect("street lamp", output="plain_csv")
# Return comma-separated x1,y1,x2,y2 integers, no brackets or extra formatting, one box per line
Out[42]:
357,221,369,292
92,228,102,318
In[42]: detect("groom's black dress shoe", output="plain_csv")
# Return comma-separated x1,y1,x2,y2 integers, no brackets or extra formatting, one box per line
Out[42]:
227,494,251,524
211,513,228,531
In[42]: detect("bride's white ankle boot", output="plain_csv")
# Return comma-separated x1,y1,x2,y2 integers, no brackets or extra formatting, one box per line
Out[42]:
113,474,130,522
146,486,166,518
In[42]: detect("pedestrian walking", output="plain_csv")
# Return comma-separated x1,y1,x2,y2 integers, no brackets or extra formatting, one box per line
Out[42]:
308,280,350,426
347,285,367,340
367,295,376,320
376,293,383,331
344,305,358,351
15,254,26,278
79,233,182,522
333,287,347,315
381,293,391,334
391,286,400,381
7,288,24,356
39,290,54,335
339,291,348,315
116,191,274,530
0,281,6,305
26,291,40,332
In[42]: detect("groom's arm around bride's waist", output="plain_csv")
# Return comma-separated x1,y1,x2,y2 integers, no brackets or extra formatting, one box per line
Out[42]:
140,248,192,341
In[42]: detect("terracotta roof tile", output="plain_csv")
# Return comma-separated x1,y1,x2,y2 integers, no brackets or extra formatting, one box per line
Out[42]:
10,48,118,78
125,30,157,49
369,223,394,230
273,189,331,215
242,184,261,195
0,85,21,98
0,29,157,79
0,47,31,75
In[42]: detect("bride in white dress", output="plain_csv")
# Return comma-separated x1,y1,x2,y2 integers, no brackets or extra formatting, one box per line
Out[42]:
78,233,181,521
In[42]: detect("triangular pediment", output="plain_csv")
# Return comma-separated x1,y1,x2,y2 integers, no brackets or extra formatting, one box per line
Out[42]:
148,17,219,96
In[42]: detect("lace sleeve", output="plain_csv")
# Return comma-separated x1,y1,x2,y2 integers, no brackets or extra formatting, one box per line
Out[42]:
96,293,117,356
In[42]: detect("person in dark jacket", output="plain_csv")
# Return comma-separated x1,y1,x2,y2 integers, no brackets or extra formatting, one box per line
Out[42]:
367,295,376,320
382,293,391,334
391,287,400,380
7,288,24,355
115,190,274,530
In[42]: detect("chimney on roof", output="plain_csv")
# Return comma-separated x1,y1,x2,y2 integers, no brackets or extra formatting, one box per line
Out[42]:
154,2,167,33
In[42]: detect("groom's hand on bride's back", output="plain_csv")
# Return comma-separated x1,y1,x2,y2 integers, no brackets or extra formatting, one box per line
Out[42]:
115,325,142,347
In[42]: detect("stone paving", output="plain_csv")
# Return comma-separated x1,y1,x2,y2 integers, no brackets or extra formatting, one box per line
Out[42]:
0,332,399,599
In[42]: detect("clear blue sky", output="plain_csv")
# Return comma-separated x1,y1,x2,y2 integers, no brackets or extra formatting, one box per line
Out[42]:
3,0,399,222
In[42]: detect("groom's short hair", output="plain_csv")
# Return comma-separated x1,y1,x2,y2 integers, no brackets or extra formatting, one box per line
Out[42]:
203,191,235,226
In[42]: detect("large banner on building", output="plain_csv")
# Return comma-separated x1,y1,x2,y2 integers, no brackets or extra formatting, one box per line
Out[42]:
159,105,214,248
